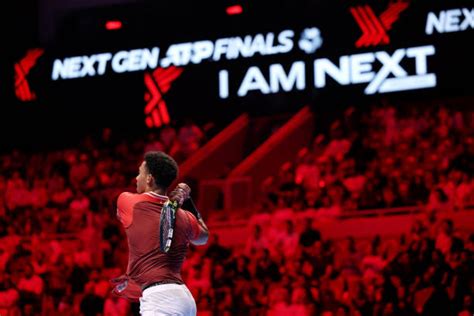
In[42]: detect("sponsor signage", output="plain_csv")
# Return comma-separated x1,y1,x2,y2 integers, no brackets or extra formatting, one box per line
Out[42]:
10,1,474,127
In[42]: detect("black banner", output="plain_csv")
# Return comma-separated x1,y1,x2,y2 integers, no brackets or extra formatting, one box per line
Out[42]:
6,0,474,128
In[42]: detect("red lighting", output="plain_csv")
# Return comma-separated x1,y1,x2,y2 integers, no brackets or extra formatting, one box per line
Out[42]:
144,67,183,128
226,5,243,15
15,48,44,102
105,20,122,30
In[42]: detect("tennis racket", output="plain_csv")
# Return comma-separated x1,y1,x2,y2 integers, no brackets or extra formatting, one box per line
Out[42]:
159,183,191,253
160,199,178,253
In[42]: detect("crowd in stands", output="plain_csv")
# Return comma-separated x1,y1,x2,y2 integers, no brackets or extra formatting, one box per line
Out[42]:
0,104,473,315
187,214,473,316
258,104,474,218
143,119,207,164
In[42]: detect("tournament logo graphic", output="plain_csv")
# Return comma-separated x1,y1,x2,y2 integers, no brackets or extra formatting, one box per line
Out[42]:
15,48,44,101
350,1,410,47
144,67,183,128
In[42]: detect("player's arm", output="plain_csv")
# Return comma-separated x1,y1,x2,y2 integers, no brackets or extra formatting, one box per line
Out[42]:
193,217,209,246
191,218,209,246
183,197,209,246
170,183,209,245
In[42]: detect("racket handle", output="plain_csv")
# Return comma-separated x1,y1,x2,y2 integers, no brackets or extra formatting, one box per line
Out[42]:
169,183,191,206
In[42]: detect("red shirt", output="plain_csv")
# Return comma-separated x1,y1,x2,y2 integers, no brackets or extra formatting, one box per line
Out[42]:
114,191,200,300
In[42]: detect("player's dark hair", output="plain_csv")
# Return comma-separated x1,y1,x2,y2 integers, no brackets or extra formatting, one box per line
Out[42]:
144,151,178,191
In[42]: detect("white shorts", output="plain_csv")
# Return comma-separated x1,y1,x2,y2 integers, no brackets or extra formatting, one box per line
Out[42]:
139,283,197,316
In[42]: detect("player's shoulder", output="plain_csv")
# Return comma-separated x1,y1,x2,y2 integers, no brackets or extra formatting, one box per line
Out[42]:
117,192,144,207
119,191,168,205
118,192,137,202
118,191,135,198
117,192,140,228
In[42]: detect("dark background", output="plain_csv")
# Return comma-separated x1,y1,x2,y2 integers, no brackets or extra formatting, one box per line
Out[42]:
1,0,473,149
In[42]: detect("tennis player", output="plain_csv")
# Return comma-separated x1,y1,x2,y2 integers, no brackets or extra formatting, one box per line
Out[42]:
112,151,209,316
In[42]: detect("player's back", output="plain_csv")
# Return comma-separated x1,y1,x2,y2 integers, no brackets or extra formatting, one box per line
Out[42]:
117,191,198,287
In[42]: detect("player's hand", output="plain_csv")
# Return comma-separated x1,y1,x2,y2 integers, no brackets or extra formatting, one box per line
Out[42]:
169,183,191,206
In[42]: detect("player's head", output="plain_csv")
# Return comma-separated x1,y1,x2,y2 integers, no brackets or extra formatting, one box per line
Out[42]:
136,151,179,193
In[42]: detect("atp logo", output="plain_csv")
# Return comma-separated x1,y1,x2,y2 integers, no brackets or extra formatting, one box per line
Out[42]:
350,1,410,47
15,48,44,101
144,67,183,128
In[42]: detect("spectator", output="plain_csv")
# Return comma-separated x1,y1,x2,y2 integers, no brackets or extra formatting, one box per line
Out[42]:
299,218,321,248
18,263,44,311
0,273,19,311
244,225,270,256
